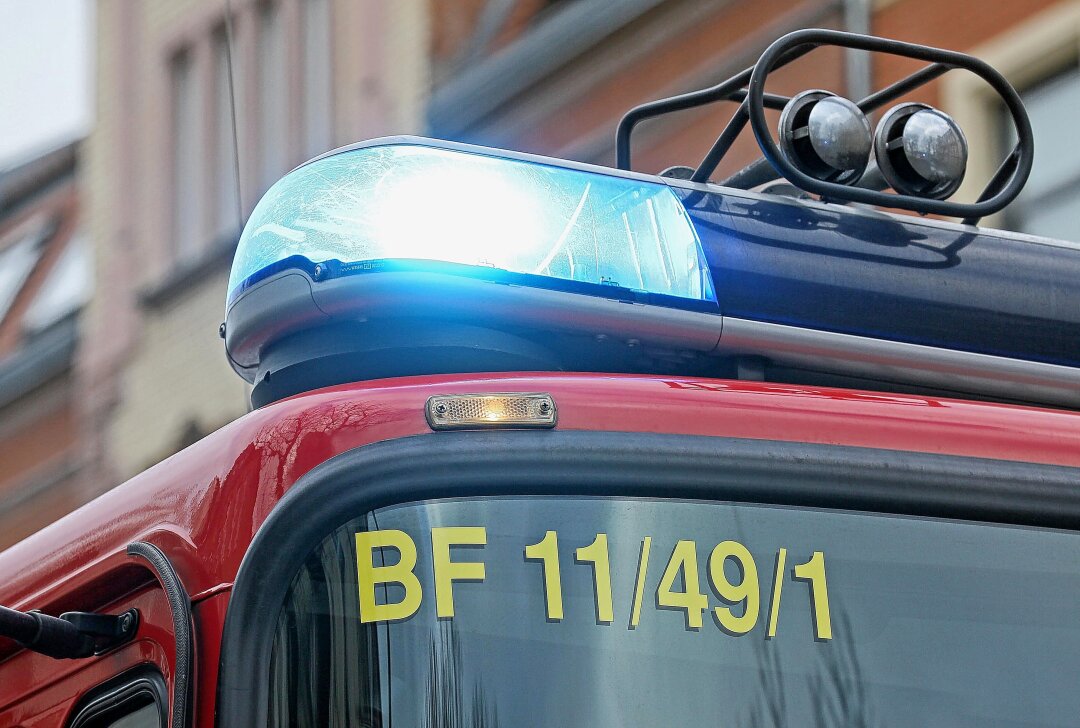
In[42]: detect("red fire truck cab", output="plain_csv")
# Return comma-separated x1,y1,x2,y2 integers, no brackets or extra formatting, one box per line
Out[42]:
2,30,1078,728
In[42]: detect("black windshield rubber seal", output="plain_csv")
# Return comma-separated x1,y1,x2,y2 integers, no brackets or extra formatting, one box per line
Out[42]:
128,541,193,728
214,430,1080,727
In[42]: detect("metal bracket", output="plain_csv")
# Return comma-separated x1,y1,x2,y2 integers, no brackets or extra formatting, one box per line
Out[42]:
61,608,140,656
616,29,1033,223
1,605,139,659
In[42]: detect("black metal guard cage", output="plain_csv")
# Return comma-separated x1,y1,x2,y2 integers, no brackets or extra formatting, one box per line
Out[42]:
616,29,1033,225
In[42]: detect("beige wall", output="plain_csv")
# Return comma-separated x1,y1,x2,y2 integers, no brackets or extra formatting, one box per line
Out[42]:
81,0,429,488
106,269,247,478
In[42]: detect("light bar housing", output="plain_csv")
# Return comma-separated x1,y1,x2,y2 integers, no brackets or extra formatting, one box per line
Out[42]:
224,138,725,404
224,136,1080,411
228,143,715,309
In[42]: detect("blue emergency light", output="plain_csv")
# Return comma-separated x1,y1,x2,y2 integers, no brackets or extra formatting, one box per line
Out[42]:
224,136,1079,410
228,142,716,310
224,31,1080,410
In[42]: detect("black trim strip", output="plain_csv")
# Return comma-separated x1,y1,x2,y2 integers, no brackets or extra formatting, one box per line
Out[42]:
215,431,1080,726
128,542,193,728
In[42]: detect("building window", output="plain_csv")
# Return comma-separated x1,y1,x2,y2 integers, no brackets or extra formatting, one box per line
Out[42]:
170,49,203,262
0,219,50,325
167,0,334,255
258,1,288,191
302,0,333,159
22,233,92,333
213,28,242,239
1005,62,1080,243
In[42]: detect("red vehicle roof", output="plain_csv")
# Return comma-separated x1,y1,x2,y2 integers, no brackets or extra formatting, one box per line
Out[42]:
2,372,1079,616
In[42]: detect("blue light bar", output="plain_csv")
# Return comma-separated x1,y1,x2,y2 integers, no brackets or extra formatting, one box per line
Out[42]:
227,143,716,309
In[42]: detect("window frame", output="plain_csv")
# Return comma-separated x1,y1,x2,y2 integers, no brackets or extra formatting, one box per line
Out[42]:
211,24,242,240
301,0,334,159
1002,62,1080,239
67,665,168,728
168,45,204,263
256,0,289,193
215,429,1080,726
942,1,1080,231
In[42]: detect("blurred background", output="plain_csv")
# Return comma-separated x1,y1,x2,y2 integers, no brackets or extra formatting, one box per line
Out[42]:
0,0,1077,549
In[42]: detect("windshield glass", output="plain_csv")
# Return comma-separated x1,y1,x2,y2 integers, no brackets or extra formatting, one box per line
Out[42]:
269,496,1080,727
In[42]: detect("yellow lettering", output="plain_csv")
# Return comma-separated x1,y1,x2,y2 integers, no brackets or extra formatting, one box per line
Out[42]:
793,550,832,640
355,530,422,623
709,540,760,635
657,540,708,629
525,530,564,620
576,534,613,624
431,527,487,618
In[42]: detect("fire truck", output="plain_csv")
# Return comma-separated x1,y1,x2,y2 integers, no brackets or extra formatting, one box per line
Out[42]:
1,30,1079,727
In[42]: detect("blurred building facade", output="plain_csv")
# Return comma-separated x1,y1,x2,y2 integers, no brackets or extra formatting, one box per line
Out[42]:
0,141,91,546
1,0,1077,549
428,0,1078,240
78,0,428,496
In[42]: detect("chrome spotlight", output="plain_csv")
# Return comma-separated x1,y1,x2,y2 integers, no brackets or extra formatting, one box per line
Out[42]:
779,90,873,185
874,103,968,199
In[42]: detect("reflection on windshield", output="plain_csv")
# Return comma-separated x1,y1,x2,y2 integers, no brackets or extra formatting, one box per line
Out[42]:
270,497,1080,727
412,606,877,728
740,608,878,728
423,622,501,728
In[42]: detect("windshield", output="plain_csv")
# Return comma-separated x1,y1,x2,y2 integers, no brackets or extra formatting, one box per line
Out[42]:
269,496,1080,727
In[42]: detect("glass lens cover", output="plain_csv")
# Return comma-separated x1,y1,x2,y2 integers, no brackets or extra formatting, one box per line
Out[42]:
227,143,715,308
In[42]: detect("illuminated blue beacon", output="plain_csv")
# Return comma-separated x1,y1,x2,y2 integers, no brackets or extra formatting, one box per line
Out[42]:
224,137,1080,409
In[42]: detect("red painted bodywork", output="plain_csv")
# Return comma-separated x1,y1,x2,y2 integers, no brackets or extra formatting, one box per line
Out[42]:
2,372,1080,725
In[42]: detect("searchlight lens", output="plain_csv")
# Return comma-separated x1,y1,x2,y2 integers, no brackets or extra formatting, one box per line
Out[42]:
227,143,716,309
900,109,968,184
779,90,872,185
874,103,968,199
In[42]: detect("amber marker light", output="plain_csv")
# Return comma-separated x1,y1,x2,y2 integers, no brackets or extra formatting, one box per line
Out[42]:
426,393,558,430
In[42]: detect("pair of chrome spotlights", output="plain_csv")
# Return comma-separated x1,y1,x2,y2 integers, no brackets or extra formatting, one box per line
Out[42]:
779,90,968,199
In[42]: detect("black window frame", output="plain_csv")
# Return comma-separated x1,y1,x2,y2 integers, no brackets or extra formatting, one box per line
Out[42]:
67,665,168,728
215,429,1080,727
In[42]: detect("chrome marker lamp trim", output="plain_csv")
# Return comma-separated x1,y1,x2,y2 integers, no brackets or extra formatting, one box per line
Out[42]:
227,141,716,311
